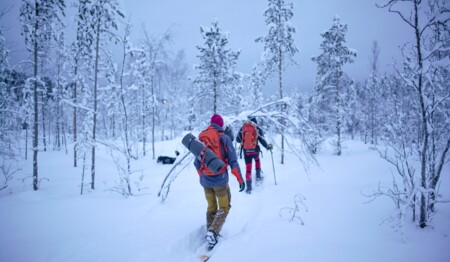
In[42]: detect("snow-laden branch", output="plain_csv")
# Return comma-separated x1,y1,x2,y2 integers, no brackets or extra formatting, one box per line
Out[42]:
224,98,318,174
158,151,193,202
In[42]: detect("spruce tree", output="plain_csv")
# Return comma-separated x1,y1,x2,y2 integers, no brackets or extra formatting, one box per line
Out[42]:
193,20,240,121
256,0,298,164
311,16,356,155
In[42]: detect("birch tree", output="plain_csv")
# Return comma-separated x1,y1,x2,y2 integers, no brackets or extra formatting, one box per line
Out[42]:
376,0,449,228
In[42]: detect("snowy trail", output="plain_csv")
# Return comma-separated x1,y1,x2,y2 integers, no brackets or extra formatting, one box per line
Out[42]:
1,139,449,262
166,145,372,261
161,150,272,261
163,141,450,262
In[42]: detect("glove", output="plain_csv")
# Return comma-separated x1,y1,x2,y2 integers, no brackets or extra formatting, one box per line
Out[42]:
239,182,245,192
268,144,273,150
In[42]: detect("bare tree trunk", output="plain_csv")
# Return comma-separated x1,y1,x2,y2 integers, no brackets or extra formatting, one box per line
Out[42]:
213,77,217,114
91,22,100,190
25,123,28,160
63,122,68,155
336,118,342,155
142,84,146,156
32,0,39,191
279,49,285,165
151,77,155,160
81,152,86,195
335,77,342,156
430,137,450,211
73,63,78,167
56,102,61,150
55,73,61,150
111,114,115,139
412,0,429,228
119,24,131,159
41,97,46,152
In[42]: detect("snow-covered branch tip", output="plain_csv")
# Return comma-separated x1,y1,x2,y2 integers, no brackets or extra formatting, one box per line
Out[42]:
158,151,193,202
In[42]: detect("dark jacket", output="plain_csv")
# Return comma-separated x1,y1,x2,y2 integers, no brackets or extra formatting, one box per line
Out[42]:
236,123,269,154
194,124,241,187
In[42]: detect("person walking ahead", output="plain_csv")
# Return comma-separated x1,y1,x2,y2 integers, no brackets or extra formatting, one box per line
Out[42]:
236,117,272,194
194,114,245,249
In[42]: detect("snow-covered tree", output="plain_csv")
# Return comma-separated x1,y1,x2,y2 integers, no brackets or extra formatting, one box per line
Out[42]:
20,0,65,190
0,22,11,136
69,0,94,167
0,20,21,192
339,76,357,140
249,63,266,110
376,0,450,229
52,31,68,151
192,20,240,122
99,20,141,196
360,41,382,145
163,50,190,138
87,0,123,189
256,0,299,164
131,28,172,159
311,16,357,155
223,72,243,116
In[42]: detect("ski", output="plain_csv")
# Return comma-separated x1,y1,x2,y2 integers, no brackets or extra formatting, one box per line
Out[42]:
198,236,221,261
200,248,214,262
198,245,215,261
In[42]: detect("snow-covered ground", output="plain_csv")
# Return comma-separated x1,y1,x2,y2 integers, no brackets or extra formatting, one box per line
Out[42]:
1,135,449,262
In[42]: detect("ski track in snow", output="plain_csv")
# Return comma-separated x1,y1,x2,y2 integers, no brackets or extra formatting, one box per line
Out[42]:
1,139,449,262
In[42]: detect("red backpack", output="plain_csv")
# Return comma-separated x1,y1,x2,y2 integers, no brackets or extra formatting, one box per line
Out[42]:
241,121,258,150
198,126,228,175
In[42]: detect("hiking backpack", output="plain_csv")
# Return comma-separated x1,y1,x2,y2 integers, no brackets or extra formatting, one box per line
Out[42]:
198,126,228,175
241,121,258,150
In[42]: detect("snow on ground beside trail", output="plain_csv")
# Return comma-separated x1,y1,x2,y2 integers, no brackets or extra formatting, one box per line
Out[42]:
0,137,449,262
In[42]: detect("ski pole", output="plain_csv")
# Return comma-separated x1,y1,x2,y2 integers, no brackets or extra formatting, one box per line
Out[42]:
270,149,277,185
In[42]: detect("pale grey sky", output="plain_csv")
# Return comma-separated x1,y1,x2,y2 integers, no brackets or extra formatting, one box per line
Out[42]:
1,0,413,94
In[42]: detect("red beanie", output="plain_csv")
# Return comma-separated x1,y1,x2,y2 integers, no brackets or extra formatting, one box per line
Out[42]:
210,114,224,127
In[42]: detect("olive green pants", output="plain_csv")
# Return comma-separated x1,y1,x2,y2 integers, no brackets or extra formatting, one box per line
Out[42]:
204,185,231,234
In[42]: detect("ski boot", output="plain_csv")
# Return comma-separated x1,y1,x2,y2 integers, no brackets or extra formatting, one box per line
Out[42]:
205,230,218,250
245,180,252,194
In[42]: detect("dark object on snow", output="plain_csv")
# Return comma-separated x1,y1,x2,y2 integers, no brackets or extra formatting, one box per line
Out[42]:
181,133,225,175
157,150,180,165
